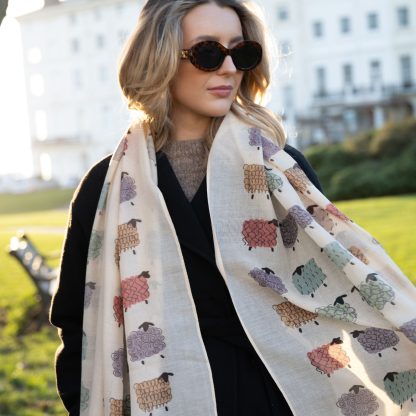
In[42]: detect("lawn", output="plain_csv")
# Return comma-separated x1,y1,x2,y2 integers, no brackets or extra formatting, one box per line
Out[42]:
0,192,414,415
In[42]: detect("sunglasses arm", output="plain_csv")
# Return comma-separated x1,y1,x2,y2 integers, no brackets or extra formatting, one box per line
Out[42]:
180,50,191,59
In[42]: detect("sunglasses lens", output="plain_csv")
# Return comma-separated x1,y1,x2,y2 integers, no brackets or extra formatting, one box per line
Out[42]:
193,42,224,70
232,42,262,70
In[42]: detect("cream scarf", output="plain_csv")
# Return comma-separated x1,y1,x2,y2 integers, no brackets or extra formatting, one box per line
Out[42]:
81,110,416,416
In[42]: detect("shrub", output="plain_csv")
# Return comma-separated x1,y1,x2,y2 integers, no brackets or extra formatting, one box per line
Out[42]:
303,117,416,200
343,130,374,154
369,117,416,158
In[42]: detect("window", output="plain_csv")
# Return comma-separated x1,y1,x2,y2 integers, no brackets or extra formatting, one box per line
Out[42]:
340,17,351,33
400,55,413,87
313,21,323,38
342,64,353,86
69,14,77,25
278,6,289,21
77,109,85,135
40,153,52,181
367,12,379,30
71,38,79,53
118,30,128,44
316,67,327,95
397,7,409,27
279,40,291,55
30,74,45,96
73,70,82,89
96,34,105,49
101,105,110,127
99,65,107,84
35,111,48,141
283,85,294,110
370,60,382,86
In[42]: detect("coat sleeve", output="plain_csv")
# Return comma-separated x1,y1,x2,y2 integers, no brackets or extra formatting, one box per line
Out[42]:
49,155,111,415
283,144,324,193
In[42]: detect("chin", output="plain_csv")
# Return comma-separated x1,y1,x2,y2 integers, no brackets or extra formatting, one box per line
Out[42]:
204,102,233,118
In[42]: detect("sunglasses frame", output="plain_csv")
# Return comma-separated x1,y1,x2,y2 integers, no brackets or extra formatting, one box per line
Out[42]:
180,40,262,72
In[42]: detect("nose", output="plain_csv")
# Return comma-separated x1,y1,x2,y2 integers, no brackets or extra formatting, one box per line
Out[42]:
217,55,237,74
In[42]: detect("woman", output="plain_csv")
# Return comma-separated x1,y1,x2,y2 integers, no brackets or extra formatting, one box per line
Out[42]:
50,1,416,416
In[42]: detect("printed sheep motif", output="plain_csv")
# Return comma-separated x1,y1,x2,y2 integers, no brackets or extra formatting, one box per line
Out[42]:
348,246,370,265
134,372,174,415
111,347,127,378
336,385,379,416
322,241,355,269
279,213,298,250
80,383,90,411
242,219,279,251
315,294,357,322
109,395,130,416
97,182,110,214
127,322,166,364
248,267,288,295
113,295,124,327
288,205,315,229
243,164,269,199
356,273,395,310
383,369,416,409
115,218,142,267
307,337,351,377
121,271,151,311
351,327,399,357
292,258,327,297
84,282,96,308
307,204,335,234
272,301,319,333
325,203,350,222
400,319,416,343
248,127,280,160
120,171,136,205
88,230,103,261
284,163,312,194
265,167,283,193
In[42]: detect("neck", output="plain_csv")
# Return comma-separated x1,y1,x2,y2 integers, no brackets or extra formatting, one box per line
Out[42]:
170,107,210,142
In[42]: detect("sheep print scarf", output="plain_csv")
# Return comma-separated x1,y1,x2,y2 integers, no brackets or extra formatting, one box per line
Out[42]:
81,110,416,416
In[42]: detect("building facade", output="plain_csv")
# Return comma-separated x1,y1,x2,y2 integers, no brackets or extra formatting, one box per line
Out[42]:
265,0,416,148
17,0,141,186
17,0,416,184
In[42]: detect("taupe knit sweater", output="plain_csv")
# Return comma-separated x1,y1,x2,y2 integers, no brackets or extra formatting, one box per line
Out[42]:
162,138,209,201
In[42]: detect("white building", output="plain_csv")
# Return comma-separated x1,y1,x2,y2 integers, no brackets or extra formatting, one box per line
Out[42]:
263,0,416,148
17,0,141,186
16,0,416,185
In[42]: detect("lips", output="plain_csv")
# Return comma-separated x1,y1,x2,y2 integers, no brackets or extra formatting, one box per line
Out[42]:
208,85,233,91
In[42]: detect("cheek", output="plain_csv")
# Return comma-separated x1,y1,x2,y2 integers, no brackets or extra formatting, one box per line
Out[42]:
171,66,208,103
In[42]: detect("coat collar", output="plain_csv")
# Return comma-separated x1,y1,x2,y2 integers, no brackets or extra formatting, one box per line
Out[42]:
156,151,216,267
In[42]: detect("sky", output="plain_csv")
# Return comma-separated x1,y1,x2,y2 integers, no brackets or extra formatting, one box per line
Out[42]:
0,0,43,177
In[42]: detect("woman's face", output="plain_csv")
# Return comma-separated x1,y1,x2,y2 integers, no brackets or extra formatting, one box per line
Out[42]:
170,3,245,124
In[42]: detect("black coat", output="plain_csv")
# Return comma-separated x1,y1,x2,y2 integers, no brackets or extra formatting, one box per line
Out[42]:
50,144,322,416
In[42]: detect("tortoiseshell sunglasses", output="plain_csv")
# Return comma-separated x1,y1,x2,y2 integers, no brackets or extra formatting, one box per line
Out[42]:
180,40,262,71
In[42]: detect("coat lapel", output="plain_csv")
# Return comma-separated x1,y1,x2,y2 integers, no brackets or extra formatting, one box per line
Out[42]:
156,151,216,267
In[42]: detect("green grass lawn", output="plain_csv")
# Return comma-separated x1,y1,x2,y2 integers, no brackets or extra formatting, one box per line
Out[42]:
0,208,68,416
0,192,414,415
336,194,416,282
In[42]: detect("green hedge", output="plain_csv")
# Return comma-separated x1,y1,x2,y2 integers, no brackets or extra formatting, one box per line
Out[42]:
304,117,416,200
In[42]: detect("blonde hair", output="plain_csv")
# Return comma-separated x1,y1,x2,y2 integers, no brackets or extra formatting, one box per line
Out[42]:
118,0,286,151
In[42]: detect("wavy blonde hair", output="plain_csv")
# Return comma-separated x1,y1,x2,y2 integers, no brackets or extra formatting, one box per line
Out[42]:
118,0,286,151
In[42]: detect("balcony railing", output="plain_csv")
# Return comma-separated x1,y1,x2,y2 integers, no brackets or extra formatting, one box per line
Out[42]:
312,82,416,107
